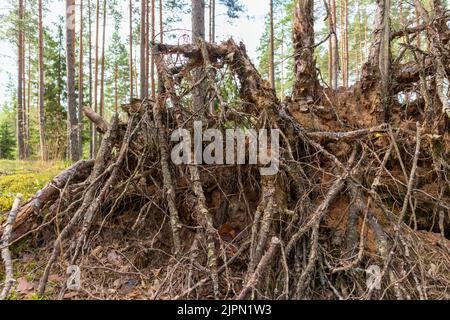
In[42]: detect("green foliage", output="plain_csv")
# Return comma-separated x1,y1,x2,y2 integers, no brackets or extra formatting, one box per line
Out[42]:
0,103,16,160
218,0,245,19
105,30,131,117
0,121,15,160
257,0,295,98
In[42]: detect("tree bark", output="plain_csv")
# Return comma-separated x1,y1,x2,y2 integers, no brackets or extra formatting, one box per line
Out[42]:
268,0,275,90
129,0,134,99
66,0,80,162
140,0,148,99
78,0,84,156
159,0,163,43
208,0,215,43
17,0,26,160
88,0,94,158
379,0,391,121
343,0,349,88
99,0,106,118
191,0,206,114
93,0,100,156
38,0,48,161
114,65,118,112
292,0,317,102
329,0,338,89
151,0,156,98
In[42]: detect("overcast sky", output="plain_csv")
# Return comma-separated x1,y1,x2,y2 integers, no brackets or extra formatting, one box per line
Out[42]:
0,0,269,106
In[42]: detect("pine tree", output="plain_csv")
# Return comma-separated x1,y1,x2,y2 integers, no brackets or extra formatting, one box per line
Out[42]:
0,120,15,159
38,0,48,161
66,0,80,161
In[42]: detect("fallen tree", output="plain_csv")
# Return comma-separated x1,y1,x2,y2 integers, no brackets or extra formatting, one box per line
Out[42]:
1,0,449,300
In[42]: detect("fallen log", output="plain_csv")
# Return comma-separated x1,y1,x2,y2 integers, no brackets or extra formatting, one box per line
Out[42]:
82,106,110,134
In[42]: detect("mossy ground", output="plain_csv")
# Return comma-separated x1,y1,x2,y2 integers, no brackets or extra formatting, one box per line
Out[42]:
0,160,67,215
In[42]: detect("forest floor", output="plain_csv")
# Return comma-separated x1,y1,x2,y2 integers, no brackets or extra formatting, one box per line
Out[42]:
0,160,67,214
0,160,178,300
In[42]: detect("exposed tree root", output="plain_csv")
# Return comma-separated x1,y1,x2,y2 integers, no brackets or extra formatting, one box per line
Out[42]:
1,34,449,300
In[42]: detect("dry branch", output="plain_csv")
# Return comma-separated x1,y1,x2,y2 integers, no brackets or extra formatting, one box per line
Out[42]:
82,106,110,134
0,194,23,300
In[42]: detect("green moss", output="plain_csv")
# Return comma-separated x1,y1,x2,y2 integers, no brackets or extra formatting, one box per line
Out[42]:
0,160,67,212
27,293,44,300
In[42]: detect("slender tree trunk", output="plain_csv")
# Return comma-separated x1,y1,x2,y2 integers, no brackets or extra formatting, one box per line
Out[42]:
88,0,94,158
78,0,84,156
343,0,348,87
22,21,28,158
140,0,147,99
292,0,316,102
364,10,367,61
114,64,118,113
66,0,80,161
379,0,391,121
17,0,26,160
159,0,163,43
93,0,100,155
38,0,48,161
99,0,106,118
357,7,362,79
146,0,150,97
129,0,134,99
151,0,155,97
191,0,206,114
339,0,343,85
26,38,31,157
209,0,215,42
268,0,275,90
329,0,338,89
281,22,285,96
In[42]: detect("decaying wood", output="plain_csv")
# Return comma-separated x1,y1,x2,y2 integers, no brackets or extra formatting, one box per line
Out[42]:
0,194,23,300
82,106,110,134
237,237,280,300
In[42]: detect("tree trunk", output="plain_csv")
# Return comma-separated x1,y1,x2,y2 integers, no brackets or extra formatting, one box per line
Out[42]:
329,0,338,89
26,38,31,157
38,0,48,161
268,0,275,90
22,0,29,158
17,0,25,160
292,0,317,102
151,0,155,98
191,0,206,114
209,0,215,43
66,0,80,162
379,0,391,121
140,0,147,99
343,0,348,88
93,0,100,156
114,65,118,113
88,0,94,158
159,0,163,43
99,0,106,118
129,0,134,99
78,0,84,156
